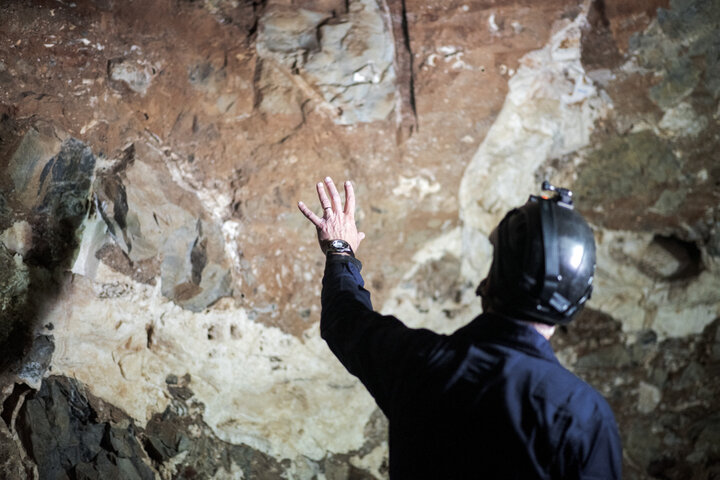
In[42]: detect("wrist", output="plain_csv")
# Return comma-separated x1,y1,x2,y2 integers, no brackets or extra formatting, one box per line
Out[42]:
325,252,363,271
321,239,355,257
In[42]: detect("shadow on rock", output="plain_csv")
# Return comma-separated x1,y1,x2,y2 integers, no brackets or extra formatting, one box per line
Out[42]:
0,114,95,377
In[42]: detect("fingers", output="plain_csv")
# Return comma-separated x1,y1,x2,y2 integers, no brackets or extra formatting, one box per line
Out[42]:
324,177,343,213
297,201,323,228
316,181,332,216
344,180,355,216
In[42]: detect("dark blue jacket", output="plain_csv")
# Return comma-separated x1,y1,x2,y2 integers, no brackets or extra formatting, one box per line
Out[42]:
321,256,622,479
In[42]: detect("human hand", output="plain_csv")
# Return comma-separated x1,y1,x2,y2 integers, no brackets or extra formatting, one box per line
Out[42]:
298,177,366,255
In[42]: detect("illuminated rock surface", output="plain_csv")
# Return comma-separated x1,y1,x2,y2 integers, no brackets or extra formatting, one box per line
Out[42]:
1,0,719,478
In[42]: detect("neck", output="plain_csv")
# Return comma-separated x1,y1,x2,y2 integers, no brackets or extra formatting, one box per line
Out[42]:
483,305,557,340
530,322,556,340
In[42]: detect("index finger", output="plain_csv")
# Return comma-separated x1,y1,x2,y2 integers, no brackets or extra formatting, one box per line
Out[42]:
298,201,323,228
344,180,355,216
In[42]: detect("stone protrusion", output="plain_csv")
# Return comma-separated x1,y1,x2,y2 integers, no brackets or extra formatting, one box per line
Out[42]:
108,58,157,96
15,376,155,480
256,0,397,125
89,147,233,311
0,244,30,349
0,221,33,257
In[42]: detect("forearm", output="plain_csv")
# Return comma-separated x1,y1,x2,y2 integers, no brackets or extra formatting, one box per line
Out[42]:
319,254,445,413
321,254,371,310
320,254,399,409
321,254,375,356
320,254,376,376
302,177,427,409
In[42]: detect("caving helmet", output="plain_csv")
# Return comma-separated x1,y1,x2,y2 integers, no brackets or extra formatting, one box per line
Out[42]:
478,181,596,325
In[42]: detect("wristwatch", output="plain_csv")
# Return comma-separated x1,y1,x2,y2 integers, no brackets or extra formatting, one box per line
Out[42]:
323,239,354,257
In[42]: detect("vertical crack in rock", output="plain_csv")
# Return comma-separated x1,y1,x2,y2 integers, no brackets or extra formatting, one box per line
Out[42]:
190,235,208,287
379,0,418,143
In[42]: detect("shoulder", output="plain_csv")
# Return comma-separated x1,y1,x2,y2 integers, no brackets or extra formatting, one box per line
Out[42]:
533,362,616,426
544,368,622,477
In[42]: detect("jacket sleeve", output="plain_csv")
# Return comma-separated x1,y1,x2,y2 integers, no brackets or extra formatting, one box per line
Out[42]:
578,409,623,480
320,255,442,414
554,397,623,480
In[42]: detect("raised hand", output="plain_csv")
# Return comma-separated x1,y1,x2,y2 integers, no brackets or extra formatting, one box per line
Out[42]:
298,177,366,255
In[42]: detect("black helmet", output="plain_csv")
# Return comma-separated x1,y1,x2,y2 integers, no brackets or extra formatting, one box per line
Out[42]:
479,181,596,325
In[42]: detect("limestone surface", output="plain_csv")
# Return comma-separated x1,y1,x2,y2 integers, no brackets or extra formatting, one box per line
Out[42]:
0,0,719,478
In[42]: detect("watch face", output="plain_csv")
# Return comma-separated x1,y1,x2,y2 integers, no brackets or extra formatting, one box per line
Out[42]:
325,239,353,256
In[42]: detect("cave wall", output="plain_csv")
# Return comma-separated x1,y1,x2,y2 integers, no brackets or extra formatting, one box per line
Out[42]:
0,0,718,478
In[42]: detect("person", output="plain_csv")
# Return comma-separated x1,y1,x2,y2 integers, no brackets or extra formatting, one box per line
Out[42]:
298,177,622,479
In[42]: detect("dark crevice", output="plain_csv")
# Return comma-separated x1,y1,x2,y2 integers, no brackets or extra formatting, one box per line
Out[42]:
146,324,154,349
580,0,622,71
399,0,416,119
593,0,611,27
1,383,30,428
252,58,265,111
383,0,417,143
190,237,208,285
247,0,267,38
651,234,704,280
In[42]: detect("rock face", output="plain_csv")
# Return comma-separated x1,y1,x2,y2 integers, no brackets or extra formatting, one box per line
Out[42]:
256,0,398,125
88,144,233,311
0,244,30,347
15,376,155,480
0,0,719,478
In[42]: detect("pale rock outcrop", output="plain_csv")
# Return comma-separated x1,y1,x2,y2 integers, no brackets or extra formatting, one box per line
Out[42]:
0,244,30,347
256,0,397,125
85,145,233,311
458,9,608,282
